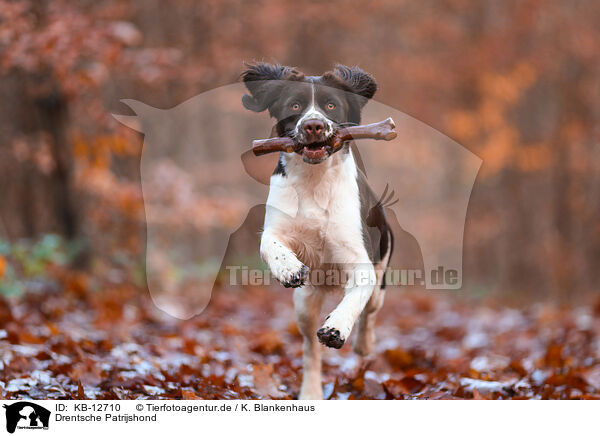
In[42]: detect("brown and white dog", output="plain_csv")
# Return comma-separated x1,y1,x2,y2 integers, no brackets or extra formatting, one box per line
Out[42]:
242,63,393,399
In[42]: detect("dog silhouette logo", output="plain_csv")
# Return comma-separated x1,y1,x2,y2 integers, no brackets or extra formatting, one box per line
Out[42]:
3,402,50,433
113,83,481,319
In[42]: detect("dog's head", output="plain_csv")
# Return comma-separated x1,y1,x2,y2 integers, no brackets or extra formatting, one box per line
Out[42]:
242,63,377,164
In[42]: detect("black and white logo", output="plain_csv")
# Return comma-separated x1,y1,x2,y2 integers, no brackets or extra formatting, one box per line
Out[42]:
2,402,50,433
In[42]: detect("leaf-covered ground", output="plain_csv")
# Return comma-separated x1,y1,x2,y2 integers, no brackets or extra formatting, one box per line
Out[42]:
1,278,600,400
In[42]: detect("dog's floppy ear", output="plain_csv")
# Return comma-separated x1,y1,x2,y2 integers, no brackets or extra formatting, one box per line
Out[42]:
331,65,377,104
241,62,299,112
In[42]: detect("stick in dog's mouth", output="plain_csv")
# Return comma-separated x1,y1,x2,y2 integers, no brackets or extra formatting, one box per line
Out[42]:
251,118,397,157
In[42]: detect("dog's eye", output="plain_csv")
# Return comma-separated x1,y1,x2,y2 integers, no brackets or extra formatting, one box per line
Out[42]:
291,102,301,111
326,102,336,110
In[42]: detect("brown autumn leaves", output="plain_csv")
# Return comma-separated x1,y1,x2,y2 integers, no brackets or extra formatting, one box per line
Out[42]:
1,269,600,400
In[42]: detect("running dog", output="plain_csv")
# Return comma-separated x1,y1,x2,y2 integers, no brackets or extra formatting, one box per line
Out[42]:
242,63,393,399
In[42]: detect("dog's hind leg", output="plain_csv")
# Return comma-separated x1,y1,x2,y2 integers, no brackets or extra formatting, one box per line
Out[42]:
353,283,385,356
353,240,392,356
294,286,325,400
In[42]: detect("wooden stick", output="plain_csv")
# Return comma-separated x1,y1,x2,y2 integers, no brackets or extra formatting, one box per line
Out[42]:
252,117,397,156
252,136,296,155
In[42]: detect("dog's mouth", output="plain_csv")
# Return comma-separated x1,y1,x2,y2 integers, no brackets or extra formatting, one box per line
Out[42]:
294,131,342,164
300,141,330,163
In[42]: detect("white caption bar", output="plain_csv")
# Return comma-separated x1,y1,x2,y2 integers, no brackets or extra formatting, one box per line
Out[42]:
0,400,594,435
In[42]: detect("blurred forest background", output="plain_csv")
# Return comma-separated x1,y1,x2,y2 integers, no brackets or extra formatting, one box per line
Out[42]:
2,0,600,401
0,0,599,303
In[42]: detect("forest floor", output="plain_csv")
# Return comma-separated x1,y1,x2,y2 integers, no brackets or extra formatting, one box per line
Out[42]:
1,277,600,400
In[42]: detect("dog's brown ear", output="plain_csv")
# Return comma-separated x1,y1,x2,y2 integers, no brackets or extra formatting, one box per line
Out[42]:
241,62,300,112
331,65,377,103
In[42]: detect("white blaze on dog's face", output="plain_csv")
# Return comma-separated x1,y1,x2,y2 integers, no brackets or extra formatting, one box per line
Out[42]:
291,80,334,142
241,64,377,164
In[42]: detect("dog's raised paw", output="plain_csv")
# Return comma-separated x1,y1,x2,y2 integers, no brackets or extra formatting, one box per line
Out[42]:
317,327,345,349
281,264,309,288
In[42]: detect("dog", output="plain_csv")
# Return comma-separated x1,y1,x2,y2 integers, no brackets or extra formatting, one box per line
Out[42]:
242,63,393,399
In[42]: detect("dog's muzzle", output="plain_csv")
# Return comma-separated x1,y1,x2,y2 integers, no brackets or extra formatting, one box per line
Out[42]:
296,119,335,164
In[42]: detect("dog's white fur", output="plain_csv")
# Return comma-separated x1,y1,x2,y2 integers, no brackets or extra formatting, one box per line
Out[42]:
261,138,390,399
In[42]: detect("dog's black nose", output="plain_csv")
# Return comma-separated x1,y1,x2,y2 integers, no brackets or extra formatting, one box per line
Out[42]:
303,120,324,140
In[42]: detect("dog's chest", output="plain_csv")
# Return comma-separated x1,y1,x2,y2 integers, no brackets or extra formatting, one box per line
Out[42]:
278,153,365,266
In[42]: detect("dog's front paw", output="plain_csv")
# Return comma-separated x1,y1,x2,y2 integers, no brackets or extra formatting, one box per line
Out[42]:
270,256,309,289
281,264,310,288
317,327,346,349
